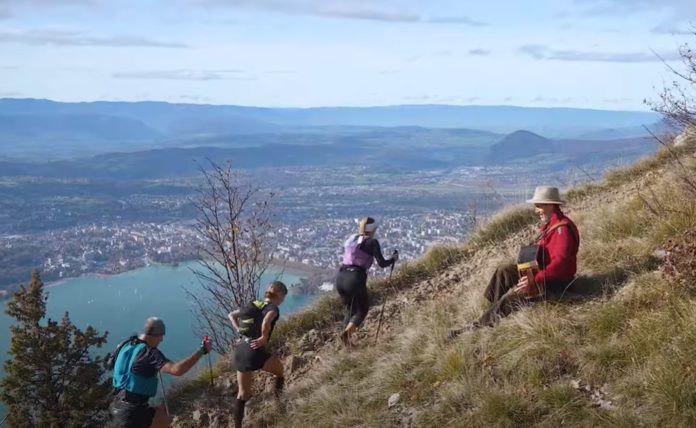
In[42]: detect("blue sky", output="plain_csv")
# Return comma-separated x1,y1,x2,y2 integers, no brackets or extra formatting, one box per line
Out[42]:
0,0,694,109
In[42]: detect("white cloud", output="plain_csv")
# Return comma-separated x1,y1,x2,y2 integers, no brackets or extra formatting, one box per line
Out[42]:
192,0,487,24
0,0,95,5
0,0,97,17
574,0,696,16
0,29,188,48
468,48,490,56
651,22,694,35
112,69,248,81
519,44,681,63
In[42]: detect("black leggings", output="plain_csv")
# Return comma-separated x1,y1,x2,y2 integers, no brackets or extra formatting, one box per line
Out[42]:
336,268,369,327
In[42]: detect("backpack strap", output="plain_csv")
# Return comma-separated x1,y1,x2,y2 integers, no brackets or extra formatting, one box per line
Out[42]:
544,220,570,236
107,335,138,371
535,220,577,243
253,300,268,310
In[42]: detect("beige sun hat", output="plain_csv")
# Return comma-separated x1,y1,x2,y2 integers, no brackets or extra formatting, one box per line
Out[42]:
526,186,564,205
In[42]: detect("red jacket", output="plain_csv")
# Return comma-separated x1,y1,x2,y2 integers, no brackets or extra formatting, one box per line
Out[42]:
534,210,579,286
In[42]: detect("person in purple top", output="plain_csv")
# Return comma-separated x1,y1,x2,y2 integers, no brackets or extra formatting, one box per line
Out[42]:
335,217,398,348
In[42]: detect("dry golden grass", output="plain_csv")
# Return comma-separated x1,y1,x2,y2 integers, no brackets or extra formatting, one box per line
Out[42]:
261,141,696,427
172,139,696,427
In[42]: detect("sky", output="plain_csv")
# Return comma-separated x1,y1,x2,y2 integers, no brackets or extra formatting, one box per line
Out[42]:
0,0,695,110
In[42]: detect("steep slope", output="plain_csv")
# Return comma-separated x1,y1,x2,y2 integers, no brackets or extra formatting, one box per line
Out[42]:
169,136,696,427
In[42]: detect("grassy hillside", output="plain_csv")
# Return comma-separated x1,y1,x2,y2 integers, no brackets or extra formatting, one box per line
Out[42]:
170,135,696,428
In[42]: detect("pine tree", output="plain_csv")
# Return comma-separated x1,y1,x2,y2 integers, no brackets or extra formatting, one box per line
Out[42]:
0,271,111,428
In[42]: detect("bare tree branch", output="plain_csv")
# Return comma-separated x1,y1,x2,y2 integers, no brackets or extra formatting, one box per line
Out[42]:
185,161,274,354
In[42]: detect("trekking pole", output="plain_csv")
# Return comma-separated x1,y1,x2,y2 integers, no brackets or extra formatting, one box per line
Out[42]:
374,250,398,345
158,372,170,417
0,414,8,427
203,335,214,390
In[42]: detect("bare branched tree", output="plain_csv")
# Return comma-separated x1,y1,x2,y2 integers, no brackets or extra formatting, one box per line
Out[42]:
649,30,696,130
186,161,274,354
646,31,696,197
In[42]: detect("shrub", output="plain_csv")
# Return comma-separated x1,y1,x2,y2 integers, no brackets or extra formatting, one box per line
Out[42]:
663,228,696,293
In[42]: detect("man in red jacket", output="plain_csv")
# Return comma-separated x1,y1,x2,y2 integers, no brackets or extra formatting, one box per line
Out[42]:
451,186,580,335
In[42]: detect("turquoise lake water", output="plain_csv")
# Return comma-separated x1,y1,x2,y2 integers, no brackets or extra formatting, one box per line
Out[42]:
0,262,316,420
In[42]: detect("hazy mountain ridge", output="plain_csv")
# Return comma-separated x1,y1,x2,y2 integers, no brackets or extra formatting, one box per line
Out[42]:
0,98,660,145
0,129,658,180
0,98,663,176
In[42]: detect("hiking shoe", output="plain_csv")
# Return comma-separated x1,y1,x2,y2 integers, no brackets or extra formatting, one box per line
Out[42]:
340,330,351,349
447,322,481,340
447,328,464,340
274,376,285,400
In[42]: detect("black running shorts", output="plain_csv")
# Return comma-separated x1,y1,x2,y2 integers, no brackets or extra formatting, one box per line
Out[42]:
110,399,155,428
234,341,272,372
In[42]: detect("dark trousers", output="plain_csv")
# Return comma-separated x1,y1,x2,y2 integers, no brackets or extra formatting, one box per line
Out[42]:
110,398,155,428
336,268,369,327
478,264,566,326
478,264,522,326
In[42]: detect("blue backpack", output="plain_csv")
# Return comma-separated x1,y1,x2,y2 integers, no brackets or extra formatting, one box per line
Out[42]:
110,337,159,398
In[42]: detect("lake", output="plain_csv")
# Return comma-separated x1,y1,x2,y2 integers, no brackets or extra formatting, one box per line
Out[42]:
0,262,317,421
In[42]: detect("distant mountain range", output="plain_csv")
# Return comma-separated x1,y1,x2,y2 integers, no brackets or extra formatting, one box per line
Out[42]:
0,128,657,180
0,98,668,175
0,98,664,160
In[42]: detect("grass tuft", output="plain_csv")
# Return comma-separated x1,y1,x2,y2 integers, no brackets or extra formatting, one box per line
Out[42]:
469,206,537,248
477,391,541,427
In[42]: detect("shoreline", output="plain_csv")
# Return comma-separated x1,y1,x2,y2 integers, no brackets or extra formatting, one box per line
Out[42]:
1,258,327,301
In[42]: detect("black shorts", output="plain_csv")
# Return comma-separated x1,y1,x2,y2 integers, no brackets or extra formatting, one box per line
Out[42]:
110,398,155,428
234,341,272,372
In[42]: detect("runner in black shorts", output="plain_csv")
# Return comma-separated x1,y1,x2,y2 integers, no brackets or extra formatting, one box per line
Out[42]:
228,281,288,428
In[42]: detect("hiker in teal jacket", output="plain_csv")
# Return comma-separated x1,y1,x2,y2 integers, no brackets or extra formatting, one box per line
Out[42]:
110,317,212,428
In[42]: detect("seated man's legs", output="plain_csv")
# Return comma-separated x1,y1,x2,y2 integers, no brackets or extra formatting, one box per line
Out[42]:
449,264,531,338
483,264,519,303
477,290,526,326
478,264,525,326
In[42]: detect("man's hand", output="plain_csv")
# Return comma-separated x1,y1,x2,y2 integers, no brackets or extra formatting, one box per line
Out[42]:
250,336,268,350
200,336,212,355
392,250,399,262
513,275,529,294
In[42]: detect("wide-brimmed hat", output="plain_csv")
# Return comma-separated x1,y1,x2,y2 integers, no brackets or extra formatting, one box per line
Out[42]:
526,186,564,205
